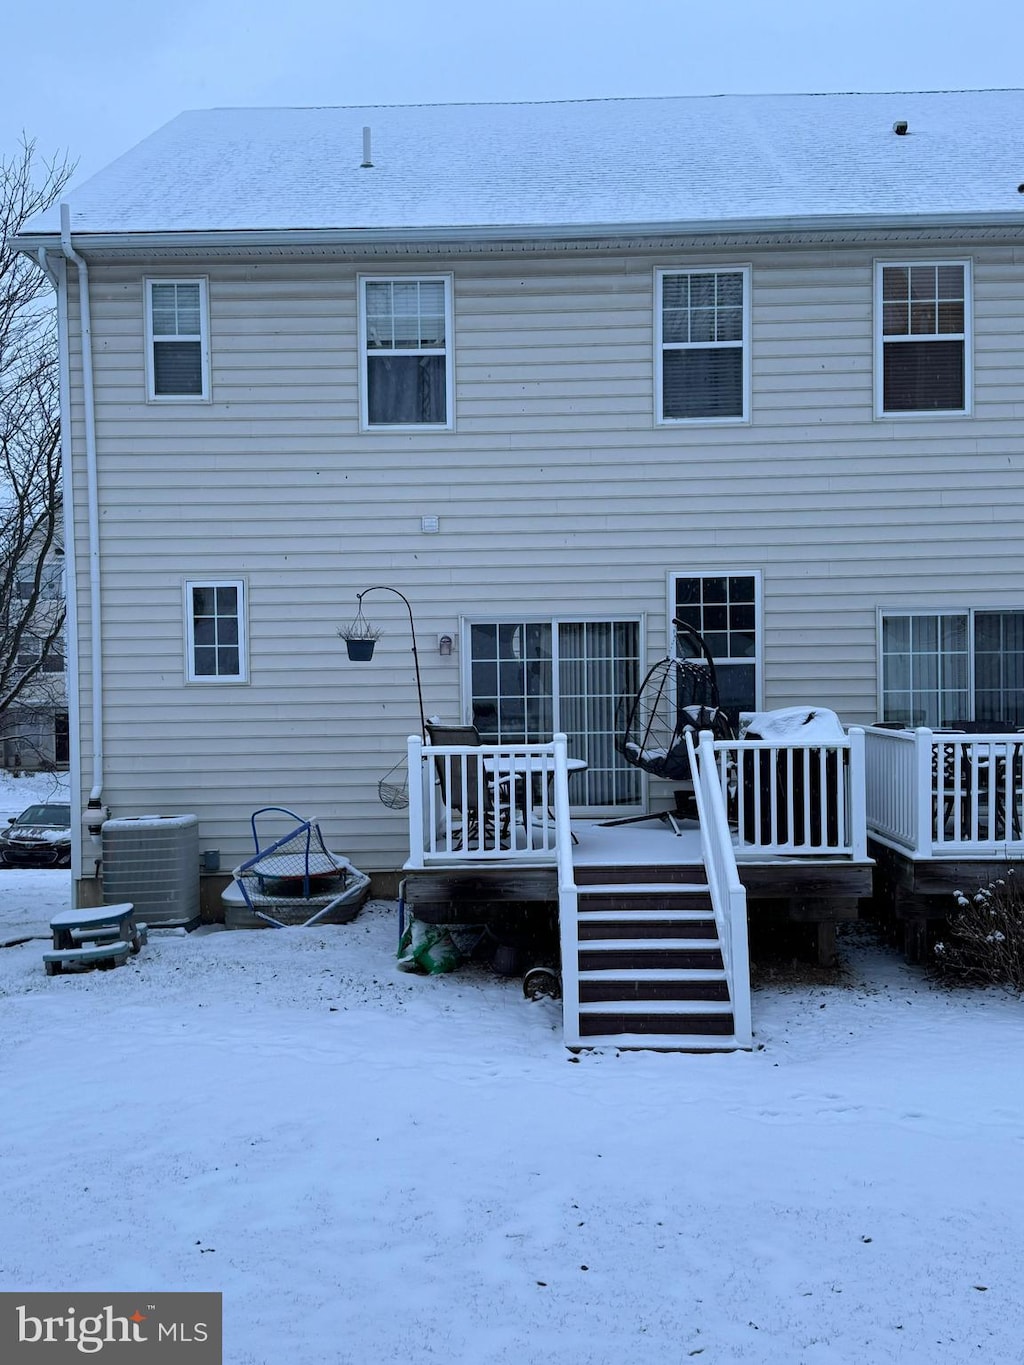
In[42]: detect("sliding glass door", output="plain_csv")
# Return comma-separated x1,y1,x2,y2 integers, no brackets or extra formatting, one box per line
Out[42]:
467,618,642,810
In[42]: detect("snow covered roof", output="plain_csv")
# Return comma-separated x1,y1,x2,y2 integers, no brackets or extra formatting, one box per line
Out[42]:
20,90,1024,241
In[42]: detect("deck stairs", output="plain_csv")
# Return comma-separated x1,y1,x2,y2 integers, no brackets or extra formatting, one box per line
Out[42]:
567,861,745,1050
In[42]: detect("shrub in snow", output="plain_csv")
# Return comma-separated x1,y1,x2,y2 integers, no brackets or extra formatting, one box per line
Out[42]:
933,868,1024,990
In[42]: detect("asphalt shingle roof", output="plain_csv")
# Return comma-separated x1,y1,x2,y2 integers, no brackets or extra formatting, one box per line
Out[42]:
24,90,1024,237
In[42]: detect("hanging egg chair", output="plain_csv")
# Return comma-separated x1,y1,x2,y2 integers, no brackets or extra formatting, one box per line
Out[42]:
616,620,736,788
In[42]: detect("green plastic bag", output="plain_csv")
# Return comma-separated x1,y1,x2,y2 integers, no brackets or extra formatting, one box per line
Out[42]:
397,916,461,974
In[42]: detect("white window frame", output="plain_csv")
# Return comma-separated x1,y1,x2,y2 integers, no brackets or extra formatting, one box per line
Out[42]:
145,277,211,402
873,259,972,418
669,570,763,721
183,578,248,684
655,266,751,425
459,613,646,813
358,274,454,432
877,606,1024,726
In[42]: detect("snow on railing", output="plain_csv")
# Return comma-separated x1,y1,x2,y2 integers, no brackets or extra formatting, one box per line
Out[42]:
687,730,751,1047
711,728,866,859
865,726,1024,858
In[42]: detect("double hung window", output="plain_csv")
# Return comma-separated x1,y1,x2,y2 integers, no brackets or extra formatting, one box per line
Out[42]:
656,268,750,422
875,262,971,415
146,279,210,400
359,276,453,428
880,610,1024,727
185,580,247,683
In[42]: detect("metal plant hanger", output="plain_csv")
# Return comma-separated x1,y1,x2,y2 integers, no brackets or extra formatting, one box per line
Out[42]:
341,585,427,809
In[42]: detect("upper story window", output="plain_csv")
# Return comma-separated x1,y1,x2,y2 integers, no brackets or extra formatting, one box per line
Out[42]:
359,276,453,429
15,561,64,601
875,262,971,416
656,268,750,423
146,279,210,401
184,579,247,683
17,634,65,675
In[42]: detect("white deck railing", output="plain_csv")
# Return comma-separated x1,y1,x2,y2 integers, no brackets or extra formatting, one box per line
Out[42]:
406,734,568,866
688,731,751,1047
405,730,867,865
865,726,1024,858
711,728,867,860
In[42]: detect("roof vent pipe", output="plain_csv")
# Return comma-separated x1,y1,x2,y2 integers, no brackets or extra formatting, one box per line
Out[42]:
361,126,373,168
892,120,909,136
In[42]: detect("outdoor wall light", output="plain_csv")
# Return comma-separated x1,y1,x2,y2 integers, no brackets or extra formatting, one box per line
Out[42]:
438,634,454,657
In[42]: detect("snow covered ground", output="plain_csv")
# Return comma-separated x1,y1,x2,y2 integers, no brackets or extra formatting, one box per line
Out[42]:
1,771,1022,1363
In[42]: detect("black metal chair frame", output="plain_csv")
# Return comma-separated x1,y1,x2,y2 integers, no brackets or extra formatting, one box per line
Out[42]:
425,722,524,846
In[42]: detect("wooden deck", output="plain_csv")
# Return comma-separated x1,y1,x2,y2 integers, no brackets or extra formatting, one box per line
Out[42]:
868,838,1018,963
864,727,1024,961
403,817,873,966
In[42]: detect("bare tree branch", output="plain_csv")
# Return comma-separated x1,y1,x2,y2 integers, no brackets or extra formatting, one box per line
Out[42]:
1,139,75,734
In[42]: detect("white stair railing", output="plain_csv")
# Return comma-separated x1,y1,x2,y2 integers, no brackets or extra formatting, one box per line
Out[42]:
550,733,583,1049
687,730,752,1048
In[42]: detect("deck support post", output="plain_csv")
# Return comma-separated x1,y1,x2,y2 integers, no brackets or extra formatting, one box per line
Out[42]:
816,920,837,968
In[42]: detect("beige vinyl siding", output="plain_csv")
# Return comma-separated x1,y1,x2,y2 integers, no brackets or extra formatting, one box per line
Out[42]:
63,241,1024,871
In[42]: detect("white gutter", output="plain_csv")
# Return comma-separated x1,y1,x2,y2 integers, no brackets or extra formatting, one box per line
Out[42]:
58,204,106,859
12,207,1024,257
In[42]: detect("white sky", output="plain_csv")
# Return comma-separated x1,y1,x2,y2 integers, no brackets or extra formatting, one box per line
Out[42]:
5,0,1023,188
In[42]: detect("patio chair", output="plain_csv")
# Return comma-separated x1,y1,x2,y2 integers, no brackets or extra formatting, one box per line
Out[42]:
937,728,1024,841
425,722,523,847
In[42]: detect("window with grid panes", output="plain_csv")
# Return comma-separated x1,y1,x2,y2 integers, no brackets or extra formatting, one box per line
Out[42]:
467,619,642,808
673,574,759,726
185,580,247,682
657,269,749,421
146,279,209,399
360,276,452,427
877,262,969,414
881,610,1024,727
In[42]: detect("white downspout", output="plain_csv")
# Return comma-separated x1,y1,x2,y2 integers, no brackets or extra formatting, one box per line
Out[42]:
58,204,106,868
38,247,85,881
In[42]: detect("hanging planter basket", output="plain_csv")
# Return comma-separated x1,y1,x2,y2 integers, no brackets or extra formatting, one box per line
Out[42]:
338,605,383,662
345,638,377,662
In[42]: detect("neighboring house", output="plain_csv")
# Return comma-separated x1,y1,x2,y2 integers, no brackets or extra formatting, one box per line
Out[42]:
13,90,1024,911
1,552,68,771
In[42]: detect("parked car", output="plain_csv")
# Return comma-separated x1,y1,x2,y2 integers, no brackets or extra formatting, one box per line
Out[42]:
0,803,72,867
